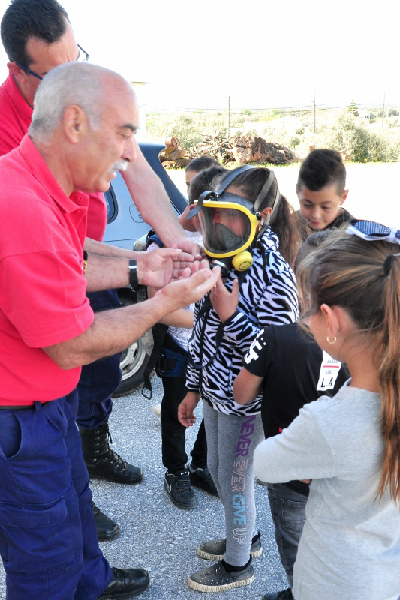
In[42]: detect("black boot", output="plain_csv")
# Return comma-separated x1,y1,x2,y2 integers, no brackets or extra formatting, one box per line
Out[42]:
98,566,149,598
79,421,143,484
92,501,120,542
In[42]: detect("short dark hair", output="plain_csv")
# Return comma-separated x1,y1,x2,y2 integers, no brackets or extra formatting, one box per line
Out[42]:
1,0,69,66
297,149,346,195
185,156,219,174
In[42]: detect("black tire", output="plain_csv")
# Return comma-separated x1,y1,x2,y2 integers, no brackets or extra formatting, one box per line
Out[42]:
112,289,150,398
112,336,149,398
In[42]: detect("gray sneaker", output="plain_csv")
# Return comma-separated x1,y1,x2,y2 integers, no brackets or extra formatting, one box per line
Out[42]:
164,470,197,509
188,560,254,592
197,531,262,560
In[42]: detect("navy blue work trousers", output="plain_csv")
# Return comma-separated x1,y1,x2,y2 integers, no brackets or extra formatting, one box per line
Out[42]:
0,394,112,599
77,289,122,430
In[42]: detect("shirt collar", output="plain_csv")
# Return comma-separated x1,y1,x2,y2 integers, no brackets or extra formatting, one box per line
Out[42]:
5,70,33,123
18,134,89,213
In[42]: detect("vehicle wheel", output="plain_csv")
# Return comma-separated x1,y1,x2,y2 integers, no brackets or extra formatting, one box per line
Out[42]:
113,289,152,398
113,337,149,398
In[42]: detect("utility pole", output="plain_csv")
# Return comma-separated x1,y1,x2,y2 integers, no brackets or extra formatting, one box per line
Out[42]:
228,95,231,138
382,89,385,130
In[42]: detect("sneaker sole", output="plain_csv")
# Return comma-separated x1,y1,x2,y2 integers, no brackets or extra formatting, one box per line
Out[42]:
88,471,143,485
164,480,197,510
187,573,254,592
197,546,262,561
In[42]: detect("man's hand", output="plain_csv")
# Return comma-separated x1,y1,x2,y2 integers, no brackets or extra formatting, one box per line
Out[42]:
156,265,220,310
210,275,239,323
137,248,195,288
178,392,201,427
172,235,202,260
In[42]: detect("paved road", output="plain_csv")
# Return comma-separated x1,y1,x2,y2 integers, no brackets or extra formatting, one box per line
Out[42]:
0,375,287,599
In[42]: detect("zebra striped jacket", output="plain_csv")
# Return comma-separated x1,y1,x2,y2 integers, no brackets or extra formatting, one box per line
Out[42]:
186,227,299,417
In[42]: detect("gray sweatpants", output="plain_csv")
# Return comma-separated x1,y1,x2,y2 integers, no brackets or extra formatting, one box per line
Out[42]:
203,400,264,566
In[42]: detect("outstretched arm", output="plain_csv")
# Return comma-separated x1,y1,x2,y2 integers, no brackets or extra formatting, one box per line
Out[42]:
122,140,198,252
43,267,220,369
84,247,198,292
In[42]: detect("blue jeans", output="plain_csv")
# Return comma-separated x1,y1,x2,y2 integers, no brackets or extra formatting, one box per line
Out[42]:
267,483,307,588
0,398,112,599
77,289,122,430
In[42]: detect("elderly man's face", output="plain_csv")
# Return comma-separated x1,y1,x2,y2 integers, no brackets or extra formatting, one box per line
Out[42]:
77,83,139,194
9,19,79,107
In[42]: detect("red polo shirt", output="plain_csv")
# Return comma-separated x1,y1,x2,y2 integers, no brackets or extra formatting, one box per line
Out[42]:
0,70,107,241
0,135,95,404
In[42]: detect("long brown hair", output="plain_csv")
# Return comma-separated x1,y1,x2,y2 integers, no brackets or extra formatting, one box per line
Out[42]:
297,229,400,503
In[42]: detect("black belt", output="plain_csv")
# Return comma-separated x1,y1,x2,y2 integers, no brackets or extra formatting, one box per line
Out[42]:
0,402,48,411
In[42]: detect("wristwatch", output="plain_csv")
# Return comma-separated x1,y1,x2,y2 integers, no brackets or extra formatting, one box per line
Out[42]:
128,259,139,291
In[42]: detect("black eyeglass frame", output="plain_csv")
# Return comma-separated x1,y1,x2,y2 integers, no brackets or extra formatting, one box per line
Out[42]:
15,44,89,80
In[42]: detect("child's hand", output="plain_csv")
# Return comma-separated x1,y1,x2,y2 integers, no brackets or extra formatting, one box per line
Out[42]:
178,203,201,233
178,392,200,427
210,276,239,323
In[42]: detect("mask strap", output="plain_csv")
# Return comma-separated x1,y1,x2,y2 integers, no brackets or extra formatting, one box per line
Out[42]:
254,171,282,241
271,189,281,218
253,170,275,213
215,165,253,195
186,190,217,220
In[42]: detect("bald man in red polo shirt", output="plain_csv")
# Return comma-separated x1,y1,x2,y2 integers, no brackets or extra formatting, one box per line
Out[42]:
0,61,219,600
0,0,198,543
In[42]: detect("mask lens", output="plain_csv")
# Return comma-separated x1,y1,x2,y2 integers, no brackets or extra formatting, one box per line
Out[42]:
199,205,252,255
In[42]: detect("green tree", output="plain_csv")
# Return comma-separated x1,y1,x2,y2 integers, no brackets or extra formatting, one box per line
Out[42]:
321,112,399,163
347,100,359,117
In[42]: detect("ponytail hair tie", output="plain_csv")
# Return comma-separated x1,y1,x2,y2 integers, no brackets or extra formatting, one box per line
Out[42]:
383,253,400,276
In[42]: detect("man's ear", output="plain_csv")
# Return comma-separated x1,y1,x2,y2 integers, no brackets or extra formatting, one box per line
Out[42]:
8,61,27,85
63,105,89,143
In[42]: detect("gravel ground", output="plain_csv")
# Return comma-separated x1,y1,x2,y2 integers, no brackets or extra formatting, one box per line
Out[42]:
0,375,287,600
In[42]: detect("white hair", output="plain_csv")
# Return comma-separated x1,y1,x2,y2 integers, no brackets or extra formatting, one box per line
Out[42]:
29,62,129,142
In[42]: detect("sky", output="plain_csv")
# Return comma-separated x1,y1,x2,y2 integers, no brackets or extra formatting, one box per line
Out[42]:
0,0,399,111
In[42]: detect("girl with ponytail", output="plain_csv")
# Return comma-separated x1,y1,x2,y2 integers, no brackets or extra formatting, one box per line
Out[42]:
254,220,400,600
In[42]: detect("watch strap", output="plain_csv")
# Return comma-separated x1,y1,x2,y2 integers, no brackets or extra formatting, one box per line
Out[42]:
128,259,139,291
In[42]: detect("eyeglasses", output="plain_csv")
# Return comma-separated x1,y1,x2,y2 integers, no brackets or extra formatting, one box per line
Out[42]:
346,219,400,244
15,44,89,81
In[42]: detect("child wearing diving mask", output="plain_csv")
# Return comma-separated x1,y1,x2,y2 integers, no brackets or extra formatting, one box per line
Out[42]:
178,166,300,592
